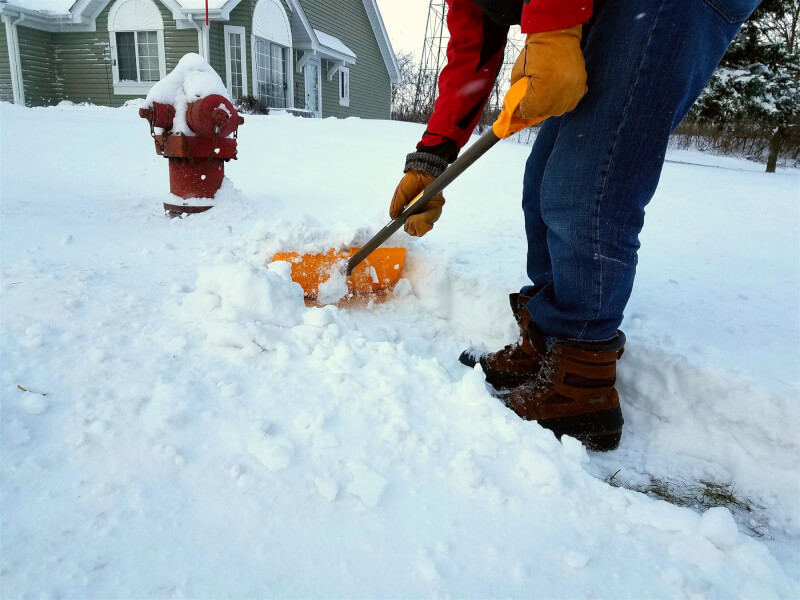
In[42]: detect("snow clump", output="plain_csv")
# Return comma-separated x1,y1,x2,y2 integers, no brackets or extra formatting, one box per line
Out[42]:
317,261,349,305
145,53,229,135
179,257,307,356
192,258,305,327
700,506,741,550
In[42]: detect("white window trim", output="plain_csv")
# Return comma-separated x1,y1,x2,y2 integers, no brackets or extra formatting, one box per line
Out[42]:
107,0,166,95
338,66,350,107
250,35,294,109
108,29,167,95
223,25,248,98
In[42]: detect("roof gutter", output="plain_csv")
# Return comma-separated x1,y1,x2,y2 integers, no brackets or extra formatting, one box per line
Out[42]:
0,4,73,24
182,8,225,20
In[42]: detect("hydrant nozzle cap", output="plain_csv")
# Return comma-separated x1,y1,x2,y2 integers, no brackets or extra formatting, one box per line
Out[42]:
186,95,241,138
212,107,230,127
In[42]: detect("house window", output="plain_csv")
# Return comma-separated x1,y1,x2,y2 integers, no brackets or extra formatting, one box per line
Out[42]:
115,31,160,83
250,0,293,109
254,38,287,108
136,31,160,81
107,0,166,95
224,25,248,100
229,33,243,98
338,67,350,107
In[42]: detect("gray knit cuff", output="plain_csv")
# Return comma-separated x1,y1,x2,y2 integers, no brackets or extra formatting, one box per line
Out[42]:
404,152,449,177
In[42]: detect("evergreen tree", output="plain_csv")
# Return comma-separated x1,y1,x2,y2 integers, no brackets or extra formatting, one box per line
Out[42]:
689,0,799,172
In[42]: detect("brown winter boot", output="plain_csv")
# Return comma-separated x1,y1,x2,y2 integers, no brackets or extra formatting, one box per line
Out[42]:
505,327,626,452
459,292,545,389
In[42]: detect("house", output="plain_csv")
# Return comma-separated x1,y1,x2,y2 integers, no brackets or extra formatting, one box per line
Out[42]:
0,0,400,119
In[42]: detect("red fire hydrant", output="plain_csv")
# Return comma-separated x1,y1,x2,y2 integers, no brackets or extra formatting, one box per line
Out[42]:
140,95,244,217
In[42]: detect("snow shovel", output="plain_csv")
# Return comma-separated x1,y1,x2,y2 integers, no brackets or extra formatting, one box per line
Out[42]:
274,79,546,299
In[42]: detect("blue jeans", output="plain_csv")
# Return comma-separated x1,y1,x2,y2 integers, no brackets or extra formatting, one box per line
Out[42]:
521,0,758,341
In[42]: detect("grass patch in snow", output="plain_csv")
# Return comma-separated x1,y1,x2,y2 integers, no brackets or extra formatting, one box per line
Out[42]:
606,471,771,538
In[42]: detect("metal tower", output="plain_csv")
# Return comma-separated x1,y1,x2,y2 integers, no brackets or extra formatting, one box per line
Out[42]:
489,25,526,110
413,7,526,127
414,0,449,119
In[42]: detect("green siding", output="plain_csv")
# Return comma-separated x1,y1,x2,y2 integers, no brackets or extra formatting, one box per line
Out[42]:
0,26,12,102
161,3,198,72
297,0,391,119
209,22,225,80
18,26,58,106
54,9,115,106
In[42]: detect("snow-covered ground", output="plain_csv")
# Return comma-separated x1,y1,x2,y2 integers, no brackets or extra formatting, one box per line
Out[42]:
1,102,799,598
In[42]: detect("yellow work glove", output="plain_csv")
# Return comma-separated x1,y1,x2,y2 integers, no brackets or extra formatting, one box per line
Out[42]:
389,169,445,237
511,25,587,120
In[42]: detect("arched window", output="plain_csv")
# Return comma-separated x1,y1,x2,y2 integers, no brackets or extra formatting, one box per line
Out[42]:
250,0,293,109
107,0,166,95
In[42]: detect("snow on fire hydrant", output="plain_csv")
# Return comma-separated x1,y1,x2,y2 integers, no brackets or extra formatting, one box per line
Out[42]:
139,54,244,217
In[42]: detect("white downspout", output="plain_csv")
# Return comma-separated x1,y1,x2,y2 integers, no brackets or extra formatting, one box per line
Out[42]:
11,14,24,105
3,13,25,105
187,14,209,61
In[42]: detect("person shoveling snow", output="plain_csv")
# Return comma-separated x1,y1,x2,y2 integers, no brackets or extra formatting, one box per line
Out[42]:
386,0,760,451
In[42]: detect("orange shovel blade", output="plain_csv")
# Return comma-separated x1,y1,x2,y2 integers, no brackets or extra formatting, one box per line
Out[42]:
273,247,407,299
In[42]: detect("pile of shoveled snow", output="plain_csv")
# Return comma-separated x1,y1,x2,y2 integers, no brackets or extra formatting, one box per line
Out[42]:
1,102,798,598
138,247,794,597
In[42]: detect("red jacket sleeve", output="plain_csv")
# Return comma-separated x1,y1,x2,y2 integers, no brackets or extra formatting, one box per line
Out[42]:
520,0,593,33
417,0,509,160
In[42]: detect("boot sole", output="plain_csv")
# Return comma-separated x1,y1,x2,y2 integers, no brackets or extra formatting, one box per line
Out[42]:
537,407,624,452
